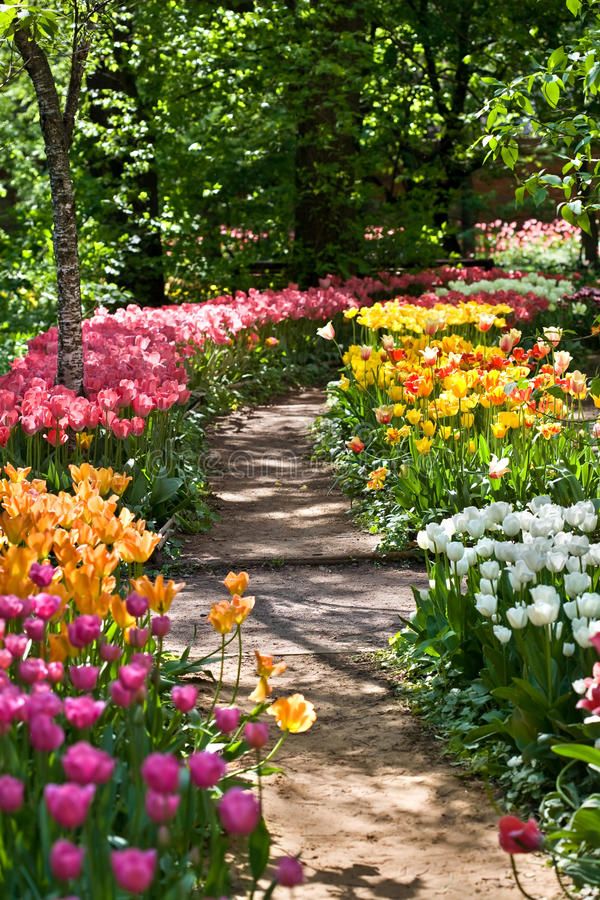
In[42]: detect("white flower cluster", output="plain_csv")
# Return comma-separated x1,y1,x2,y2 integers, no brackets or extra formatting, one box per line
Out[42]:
436,274,574,309
417,497,600,650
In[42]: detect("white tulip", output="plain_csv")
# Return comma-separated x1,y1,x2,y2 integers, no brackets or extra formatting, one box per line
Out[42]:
578,593,600,618
568,535,590,557
493,625,512,644
588,545,600,565
563,601,578,620
466,518,486,540
480,561,500,581
479,578,496,596
562,643,576,657
546,551,568,573
572,618,593,648
454,557,470,576
475,593,497,617
506,606,528,629
446,541,465,562
572,678,588,695
417,531,433,551
529,495,552,512
527,601,559,626
529,585,560,606
564,571,591,598
475,538,495,559
502,514,521,537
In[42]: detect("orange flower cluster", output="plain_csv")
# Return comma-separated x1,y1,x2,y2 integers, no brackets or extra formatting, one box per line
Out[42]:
0,464,184,661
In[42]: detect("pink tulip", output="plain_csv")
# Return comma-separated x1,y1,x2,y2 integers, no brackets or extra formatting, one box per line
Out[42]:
130,653,153,672
64,697,106,729
188,751,226,789
27,688,63,719
69,665,99,692
47,661,65,684
24,617,46,641
67,615,101,649
45,783,95,829
128,626,149,648
218,787,260,835
151,615,171,637
0,595,24,619
145,790,181,823
244,722,269,749
111,848,157,893
4,634,28,658
29,562,56,588
214,706,241,734
171,684,198,713
62,742,116,785
0,774,24,812
141,753,180,794
50,840,85,880
31,593,61,620
99,642,122,663
18,658,48,685
109,680,135,708
118,664,147,692
29,714,64,752
125,592,148,618
276,857,304,887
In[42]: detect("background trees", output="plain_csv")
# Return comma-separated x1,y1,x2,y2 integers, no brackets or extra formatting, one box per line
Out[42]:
0,0,582,382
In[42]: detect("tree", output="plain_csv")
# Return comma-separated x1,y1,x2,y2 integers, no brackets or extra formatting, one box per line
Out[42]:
480,0,600,266
0,1,111,393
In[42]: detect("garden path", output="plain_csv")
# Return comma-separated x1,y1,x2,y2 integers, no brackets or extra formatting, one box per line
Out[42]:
169,389,561,900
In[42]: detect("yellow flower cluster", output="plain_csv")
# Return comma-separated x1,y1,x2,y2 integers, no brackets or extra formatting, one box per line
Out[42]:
345,300,512,335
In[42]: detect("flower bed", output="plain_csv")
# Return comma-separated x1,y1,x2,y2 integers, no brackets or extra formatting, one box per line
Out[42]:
0,464,314,897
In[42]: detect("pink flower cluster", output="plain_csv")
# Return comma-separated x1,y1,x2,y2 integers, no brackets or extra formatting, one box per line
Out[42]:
475,217,578,254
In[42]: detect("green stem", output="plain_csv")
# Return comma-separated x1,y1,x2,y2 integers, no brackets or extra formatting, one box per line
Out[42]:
207,636,225,718
510,855,540,900
553,862,578,900
230,626,243,704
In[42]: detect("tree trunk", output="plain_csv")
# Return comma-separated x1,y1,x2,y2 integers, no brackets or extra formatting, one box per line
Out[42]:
14,31,84,394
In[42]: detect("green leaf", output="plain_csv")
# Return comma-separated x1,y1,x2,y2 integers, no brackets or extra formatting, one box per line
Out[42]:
566,0,582,14
542,79,561,107
553,744,600,766
249,817,271,882
501,144,518,170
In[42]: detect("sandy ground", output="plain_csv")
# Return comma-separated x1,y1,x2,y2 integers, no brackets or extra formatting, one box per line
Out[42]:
169,389,562,899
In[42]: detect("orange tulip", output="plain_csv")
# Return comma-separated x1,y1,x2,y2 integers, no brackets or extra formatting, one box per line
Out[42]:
231,594,255,624
111,596,136,630
129,574,184,614
114,529,160,564
267,694,316,734
249,650,287,702
207,600,236,635
223,571,250,596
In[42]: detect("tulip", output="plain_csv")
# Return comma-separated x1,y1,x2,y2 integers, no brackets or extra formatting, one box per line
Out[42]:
111,848,157,893
31,593,61,620
29,714,64,752
45,783,95,829
141,753,180,794
151,615,171,637
118,664,147,691
67,615,101,649
29,562,56,588
99,642,123,663
145,790,180,823
69,665,99,692
188,751,227,789
110,680,135,708
0,775,24,812
24,617,45,642
171,684,198,713
276,856,304,887
498,816,543,853
4,634,28,659
128,626,149,648
125,592,149,618
50,840,85,881
218,788,260,835
63,742,115,785
316,321,335,341
214,706,241,734
47,661,65,684
244,722,269,749
18,658,48,685
64,697,106,730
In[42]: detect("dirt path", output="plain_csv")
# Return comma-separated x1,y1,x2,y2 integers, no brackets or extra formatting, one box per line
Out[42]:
170,389,561,899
